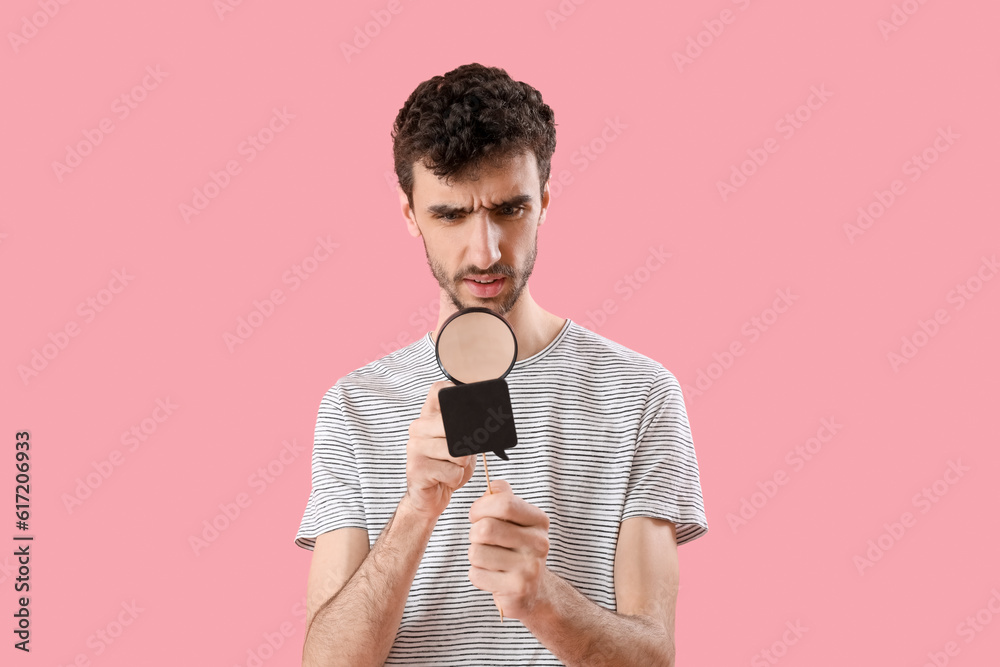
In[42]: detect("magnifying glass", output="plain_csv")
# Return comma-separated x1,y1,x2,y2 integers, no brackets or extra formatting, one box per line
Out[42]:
434,306,519,461
434,306,518,624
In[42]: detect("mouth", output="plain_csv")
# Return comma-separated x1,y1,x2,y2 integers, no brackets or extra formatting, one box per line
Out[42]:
463,275,506,298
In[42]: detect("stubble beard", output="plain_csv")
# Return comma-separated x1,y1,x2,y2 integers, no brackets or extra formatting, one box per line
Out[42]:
423,231,538,317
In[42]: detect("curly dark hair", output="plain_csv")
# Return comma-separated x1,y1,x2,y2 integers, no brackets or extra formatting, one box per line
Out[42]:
391,63,557,210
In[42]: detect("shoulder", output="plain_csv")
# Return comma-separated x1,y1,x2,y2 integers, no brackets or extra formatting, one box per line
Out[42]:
321,334,440,409
559,321,679,392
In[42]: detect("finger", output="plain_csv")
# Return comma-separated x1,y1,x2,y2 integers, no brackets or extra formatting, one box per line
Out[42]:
417,458,468,489
413,430,475,467
415,438,475,473
469,517,541,551
409,413,447,440
487,479,512,495
468,541,515,571
471,494,549,530
459,454,477,487
468,565,509,596
420,380,455,418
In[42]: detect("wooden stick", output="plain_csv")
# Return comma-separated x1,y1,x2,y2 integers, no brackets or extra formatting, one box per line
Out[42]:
481,452,504,623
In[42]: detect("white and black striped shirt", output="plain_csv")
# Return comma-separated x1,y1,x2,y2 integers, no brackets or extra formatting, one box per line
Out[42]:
295,318,708,665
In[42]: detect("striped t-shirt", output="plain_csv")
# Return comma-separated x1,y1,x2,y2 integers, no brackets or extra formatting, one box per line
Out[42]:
294,318,708,665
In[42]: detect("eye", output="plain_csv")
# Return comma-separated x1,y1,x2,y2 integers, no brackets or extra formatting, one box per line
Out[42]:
500,206,525,217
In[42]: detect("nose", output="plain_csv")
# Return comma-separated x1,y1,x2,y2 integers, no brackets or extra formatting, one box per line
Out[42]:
466,211,502,270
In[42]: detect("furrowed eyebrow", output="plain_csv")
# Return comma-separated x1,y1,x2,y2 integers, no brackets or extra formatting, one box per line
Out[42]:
427,194,533,217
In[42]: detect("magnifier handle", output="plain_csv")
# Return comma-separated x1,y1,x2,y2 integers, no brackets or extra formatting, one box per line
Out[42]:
481,452,504,623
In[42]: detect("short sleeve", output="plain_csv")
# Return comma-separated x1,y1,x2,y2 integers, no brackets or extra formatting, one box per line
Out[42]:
621,369,708,546
294,382,368,550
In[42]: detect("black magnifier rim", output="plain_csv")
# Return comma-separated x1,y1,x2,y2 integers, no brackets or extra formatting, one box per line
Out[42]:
433,306,518,385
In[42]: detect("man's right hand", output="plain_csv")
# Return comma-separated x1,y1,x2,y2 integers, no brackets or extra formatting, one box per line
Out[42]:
404,380,476,519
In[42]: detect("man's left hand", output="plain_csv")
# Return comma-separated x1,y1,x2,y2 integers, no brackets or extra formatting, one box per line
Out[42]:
468,478,551,620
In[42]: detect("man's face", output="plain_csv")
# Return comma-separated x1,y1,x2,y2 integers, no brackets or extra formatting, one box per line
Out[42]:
402,151,550,317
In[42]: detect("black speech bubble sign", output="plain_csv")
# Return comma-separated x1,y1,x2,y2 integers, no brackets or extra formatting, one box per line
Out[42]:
434,307,518,461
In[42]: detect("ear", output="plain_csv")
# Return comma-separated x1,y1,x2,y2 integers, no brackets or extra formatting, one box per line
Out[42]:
399,184,421,238
537,179,551,227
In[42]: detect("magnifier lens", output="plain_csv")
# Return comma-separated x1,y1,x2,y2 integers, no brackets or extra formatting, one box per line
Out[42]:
437,310,516,384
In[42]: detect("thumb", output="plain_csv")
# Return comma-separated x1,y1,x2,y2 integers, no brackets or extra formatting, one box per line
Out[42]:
487,478,512,495
421,380,454,418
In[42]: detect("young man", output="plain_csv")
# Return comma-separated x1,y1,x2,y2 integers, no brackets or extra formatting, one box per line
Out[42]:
296,63,708,666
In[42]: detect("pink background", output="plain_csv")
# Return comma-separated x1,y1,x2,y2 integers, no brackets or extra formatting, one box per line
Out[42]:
2,1,999,665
